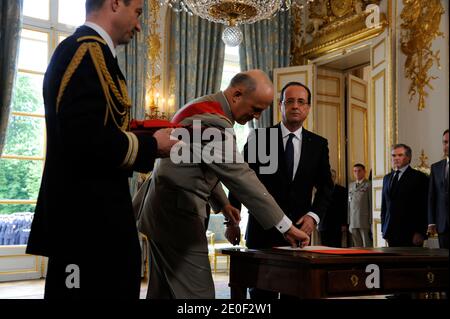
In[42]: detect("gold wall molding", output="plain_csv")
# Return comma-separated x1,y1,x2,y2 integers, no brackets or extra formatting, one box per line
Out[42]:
371,69,386,179
400,0,444,111
291,1,306,65
373,218,382,247
350,79,367,103
292,0,386,62
146,0,162,113
373,186,382,211
317,75,340,97
371,38,385,70
350,104,368,170
414,149,431,176
316,100,342,182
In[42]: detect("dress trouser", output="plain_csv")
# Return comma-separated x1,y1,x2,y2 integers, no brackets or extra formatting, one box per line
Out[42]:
350,228,372,247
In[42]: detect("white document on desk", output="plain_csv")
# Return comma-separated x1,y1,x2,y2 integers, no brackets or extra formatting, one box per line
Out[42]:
275,245,346,251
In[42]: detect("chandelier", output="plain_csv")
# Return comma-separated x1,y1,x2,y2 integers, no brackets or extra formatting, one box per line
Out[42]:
160,1,292,46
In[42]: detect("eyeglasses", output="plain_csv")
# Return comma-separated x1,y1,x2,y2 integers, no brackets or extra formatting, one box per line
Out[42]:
282,99,309,107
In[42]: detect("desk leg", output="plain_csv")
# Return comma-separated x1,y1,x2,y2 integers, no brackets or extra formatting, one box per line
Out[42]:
229,284,247,299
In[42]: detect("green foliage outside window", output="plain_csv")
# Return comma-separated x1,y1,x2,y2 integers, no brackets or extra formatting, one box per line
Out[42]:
0,74,44,214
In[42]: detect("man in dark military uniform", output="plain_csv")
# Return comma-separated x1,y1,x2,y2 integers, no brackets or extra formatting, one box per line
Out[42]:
26,0,177,299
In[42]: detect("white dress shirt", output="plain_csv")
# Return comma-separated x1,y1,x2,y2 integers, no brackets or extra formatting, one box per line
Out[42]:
279,122,320,226
393,164,409,180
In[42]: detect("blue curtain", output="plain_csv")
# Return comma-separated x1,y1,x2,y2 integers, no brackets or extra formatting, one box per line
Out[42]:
116,0,150,121
168,10,225,109
239,11,291,128
0,0,23,156
116,0,151,196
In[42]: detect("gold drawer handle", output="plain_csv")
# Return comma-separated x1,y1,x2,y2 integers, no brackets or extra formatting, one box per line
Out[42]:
350,274,359,287
427,272,435,284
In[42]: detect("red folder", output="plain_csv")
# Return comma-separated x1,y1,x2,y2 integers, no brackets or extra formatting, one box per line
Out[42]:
129,119,182,136
306,249,386,255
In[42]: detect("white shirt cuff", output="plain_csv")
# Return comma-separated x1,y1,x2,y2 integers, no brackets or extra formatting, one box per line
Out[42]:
307,212,320,226
275,215,292,234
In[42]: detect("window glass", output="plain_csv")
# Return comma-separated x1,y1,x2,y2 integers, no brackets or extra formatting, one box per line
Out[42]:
23,0,50,20
58,0,86,27
18,29,49,73
2,116,45,158
0,158,43,202
12,72,45,115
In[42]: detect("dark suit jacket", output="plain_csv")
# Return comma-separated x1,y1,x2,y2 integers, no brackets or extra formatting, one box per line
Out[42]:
26,26,157,259
428,159,449,234
230,124,333,249
318,184,348,232
381,166,429,243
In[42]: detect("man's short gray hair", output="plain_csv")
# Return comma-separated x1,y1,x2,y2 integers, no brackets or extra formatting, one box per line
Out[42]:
229,73,257,95
392,143,412,159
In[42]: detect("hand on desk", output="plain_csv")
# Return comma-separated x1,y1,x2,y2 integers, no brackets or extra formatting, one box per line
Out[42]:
295,215,316,237
225,225,241,245
284,226,310,248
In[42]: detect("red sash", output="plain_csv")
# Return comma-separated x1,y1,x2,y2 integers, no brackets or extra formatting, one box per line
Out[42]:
130,101,225,135
171,101,225,124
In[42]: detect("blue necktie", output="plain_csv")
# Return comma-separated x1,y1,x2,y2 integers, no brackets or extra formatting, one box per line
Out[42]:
285,133,295,180
390,170,400,196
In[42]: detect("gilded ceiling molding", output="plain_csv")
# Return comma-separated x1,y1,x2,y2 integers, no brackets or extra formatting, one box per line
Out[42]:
292,0,385,62
400,0,444,111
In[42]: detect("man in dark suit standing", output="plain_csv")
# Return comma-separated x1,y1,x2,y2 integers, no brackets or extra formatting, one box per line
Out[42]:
427,129,449,248
319,169,348,247
230,81,333,299
381,144,429,247
26,0,177,299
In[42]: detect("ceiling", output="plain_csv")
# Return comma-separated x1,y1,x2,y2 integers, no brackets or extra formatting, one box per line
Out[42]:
322,48,371,71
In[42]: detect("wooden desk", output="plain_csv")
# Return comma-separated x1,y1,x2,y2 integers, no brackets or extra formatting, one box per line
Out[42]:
222,247,448,299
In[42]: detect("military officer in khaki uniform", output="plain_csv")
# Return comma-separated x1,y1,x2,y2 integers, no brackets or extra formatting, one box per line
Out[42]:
136,70,310,299
348,163,373,247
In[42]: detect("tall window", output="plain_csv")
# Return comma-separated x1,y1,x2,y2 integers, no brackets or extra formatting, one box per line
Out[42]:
0,0,85,245
219,45,249,232
220,45,249,153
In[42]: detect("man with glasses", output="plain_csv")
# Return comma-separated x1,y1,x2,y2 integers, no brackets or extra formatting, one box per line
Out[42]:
229,81,333,299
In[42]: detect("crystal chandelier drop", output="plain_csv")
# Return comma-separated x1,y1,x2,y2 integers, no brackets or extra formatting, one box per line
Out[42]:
160,1,292,46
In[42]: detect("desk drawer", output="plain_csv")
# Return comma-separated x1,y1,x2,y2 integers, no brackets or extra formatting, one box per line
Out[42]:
327,269,372,293
382,268,448,290
327,267,448,294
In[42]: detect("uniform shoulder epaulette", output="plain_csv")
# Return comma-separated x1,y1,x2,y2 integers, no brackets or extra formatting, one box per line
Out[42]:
76,35,106,45
57,34,131,131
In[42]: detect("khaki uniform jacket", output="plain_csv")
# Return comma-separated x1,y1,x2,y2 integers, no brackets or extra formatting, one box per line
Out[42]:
135,91,288,298
348,179,372,229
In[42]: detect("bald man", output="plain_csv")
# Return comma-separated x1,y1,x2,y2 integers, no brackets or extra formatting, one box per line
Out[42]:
135,70,309,299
